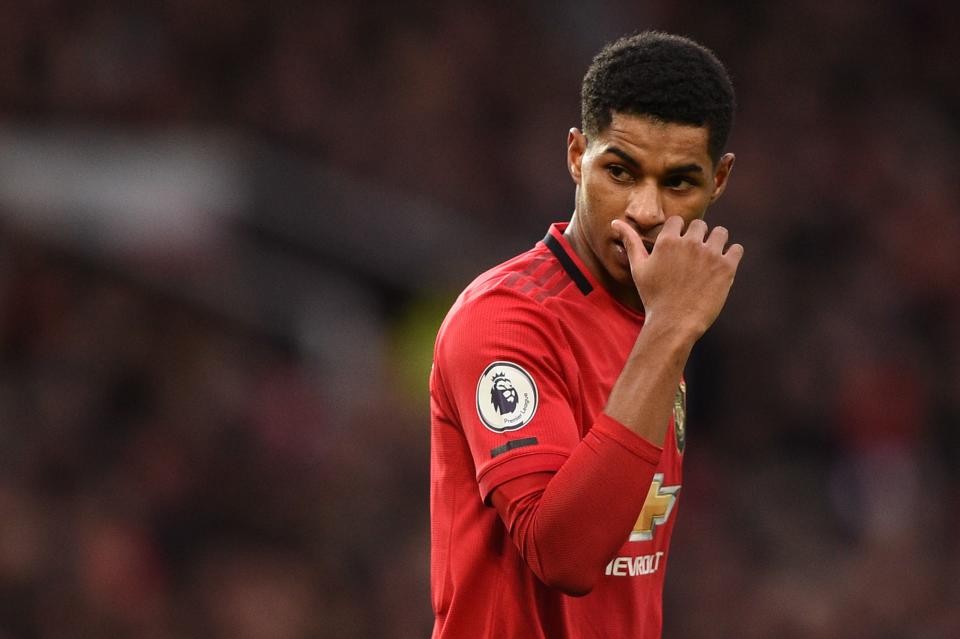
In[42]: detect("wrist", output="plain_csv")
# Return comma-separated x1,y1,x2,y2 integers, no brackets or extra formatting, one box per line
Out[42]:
604,311,695,443
640,312,702,352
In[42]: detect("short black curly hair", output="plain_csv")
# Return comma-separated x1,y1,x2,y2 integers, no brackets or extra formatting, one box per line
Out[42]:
581,31,735,162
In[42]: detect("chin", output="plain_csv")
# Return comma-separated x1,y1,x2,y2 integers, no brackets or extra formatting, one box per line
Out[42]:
603,259,633,286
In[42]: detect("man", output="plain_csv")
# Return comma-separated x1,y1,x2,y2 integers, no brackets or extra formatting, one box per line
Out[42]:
430,31,742,638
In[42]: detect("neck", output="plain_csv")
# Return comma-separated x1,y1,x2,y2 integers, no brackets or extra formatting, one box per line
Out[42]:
563,214,644,313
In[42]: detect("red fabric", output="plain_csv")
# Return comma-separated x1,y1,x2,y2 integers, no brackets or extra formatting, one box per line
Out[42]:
491,413,662,595
431,223,685,639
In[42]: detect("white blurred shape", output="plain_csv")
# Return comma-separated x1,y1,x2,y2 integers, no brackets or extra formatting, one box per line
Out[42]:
0,125,247,252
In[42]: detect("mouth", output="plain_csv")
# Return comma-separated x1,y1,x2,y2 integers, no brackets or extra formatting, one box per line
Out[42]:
612,240,628,270
612,238,656,255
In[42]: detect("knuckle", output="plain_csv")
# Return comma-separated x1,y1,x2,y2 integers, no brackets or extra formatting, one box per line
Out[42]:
657,236,676,250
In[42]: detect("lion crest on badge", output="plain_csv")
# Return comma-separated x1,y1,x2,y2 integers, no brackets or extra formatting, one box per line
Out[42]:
476,362,538,433
490,372,519,415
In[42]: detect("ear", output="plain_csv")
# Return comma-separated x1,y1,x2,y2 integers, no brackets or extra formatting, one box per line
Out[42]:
567,128,587,185
709,153,735,203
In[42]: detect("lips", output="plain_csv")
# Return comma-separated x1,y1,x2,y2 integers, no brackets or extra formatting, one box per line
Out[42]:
612,237,656,255
613,239,629,268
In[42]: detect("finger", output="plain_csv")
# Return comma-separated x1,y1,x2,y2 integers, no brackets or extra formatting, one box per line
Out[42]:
683,218,708,242
706,225,729,252
661,215,684,237
724,242,745,267
611,219,650,263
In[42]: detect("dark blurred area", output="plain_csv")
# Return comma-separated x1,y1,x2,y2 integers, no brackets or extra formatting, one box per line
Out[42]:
0,1,957,637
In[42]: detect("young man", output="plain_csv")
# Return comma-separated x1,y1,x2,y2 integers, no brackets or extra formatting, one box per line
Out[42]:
430,31,743,638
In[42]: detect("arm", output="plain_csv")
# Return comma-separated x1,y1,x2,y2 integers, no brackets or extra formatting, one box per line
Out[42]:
491,216,743,595
491,414,662,596
604,217,743,442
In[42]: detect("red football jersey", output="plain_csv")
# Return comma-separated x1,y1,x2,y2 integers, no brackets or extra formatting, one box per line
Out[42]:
430,223,686,638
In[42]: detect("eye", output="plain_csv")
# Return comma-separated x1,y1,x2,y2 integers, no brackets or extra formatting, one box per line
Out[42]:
664,175,698,191
607,165,633,183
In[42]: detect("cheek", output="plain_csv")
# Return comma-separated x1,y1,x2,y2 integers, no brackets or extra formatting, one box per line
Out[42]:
666,194,710,223
581,178,621,219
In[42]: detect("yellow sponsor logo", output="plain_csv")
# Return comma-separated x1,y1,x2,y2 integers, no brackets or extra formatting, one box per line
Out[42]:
630,473,680,542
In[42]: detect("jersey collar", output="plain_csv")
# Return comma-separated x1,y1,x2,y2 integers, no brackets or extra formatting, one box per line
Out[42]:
542,222,644,318
543,222,593,295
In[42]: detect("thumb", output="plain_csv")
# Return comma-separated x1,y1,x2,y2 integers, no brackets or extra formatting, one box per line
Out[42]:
611,220,649,263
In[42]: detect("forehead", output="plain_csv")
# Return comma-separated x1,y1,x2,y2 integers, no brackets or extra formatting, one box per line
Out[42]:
590,112,712,167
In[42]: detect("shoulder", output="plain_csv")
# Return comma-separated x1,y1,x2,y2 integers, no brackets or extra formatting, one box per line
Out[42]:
461,242,558,302
437,245,564,350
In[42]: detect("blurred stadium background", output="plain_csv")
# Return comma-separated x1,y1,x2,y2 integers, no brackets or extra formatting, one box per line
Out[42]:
0,1,957,637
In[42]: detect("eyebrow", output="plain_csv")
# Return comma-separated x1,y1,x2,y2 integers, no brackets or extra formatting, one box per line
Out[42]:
603,146,640,168
602,146,705,175
665,163,704,175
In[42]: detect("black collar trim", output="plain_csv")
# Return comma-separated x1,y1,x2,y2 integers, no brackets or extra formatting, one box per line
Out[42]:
543,232,593,295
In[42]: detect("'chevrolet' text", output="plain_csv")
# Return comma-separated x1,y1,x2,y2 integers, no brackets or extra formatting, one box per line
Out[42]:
604,551,664,577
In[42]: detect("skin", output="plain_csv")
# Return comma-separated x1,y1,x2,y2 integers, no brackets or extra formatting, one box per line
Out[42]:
563,110,743,444
490,111,745,596
564,111,737,315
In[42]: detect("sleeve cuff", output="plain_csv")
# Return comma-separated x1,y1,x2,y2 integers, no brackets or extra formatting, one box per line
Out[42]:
592,413,663,466
477,449,569,503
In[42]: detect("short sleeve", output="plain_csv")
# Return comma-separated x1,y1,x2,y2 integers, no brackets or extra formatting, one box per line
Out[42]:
432,287,581,501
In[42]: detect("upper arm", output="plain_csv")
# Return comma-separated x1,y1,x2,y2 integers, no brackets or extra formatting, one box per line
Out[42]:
490,471,553,529
433,289,581,501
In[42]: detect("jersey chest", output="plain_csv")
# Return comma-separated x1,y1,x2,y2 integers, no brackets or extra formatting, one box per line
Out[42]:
553,301,686,549
552,303,643,434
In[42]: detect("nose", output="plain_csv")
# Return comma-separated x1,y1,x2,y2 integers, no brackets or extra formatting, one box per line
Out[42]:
624,181,664,229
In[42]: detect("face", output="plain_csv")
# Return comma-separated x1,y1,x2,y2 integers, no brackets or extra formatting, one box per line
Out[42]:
565,112,735,309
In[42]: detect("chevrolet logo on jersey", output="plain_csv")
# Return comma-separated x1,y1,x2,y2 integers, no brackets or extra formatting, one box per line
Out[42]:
629,473,680,542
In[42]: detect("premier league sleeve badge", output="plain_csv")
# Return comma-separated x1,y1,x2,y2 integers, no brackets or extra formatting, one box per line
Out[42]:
476,361,539,433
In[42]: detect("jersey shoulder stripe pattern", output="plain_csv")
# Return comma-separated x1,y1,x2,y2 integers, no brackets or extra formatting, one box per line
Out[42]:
501,252,571,302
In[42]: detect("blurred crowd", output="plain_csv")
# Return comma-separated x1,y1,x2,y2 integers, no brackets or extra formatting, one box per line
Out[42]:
0,0,958,637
